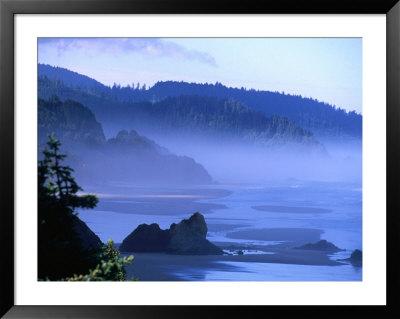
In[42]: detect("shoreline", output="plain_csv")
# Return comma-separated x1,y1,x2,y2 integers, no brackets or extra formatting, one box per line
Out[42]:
122,248,354,281
79,182,361,281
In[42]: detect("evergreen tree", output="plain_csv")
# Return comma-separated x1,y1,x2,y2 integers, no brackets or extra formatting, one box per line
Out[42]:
39,133,98,208
38,134,99,280
38,134,134,281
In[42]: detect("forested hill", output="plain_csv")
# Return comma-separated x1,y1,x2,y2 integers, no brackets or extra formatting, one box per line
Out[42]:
38,96,213,186
38,96,106,146
39,64,107,91
147,82,362,139
38,77,324,152
38,64,361,139
129,95,324,150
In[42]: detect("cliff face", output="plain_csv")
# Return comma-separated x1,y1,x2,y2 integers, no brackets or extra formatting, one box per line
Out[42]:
120,212,223,255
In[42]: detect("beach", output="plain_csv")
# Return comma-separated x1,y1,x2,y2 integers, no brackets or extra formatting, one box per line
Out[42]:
79,180,362,281
122,249,357,282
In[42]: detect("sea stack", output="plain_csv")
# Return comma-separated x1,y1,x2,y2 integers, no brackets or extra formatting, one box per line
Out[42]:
120,212,223,255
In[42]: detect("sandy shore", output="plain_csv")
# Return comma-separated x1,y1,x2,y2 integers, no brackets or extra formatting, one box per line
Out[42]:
252,205,331,214
122,248,347,281
225,228,324,247
79,183,360,281
119,225,351,281
92,187,230,216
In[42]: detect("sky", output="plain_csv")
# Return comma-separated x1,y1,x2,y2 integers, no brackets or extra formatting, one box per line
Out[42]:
38,38,362,113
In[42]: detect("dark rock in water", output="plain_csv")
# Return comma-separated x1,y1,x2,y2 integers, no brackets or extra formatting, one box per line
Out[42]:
339,249,362,267
294,240,344,252
74,218,103,250
120,212,223,255
167,213,222,255
120,223,170,252
349,249,362,261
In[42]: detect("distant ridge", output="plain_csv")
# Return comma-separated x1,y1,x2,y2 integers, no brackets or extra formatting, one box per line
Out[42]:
38,64,362,139
147,81,362,139
38,77,325,153
38,64,107,90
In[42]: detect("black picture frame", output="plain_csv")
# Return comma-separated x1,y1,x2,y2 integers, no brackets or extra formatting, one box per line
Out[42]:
1,0,399,318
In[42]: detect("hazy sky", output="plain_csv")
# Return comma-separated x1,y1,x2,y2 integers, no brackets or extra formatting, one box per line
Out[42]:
38,38,362,113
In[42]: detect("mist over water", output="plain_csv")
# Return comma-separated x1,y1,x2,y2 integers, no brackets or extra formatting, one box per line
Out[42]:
131,131,362,184
78,131,362,281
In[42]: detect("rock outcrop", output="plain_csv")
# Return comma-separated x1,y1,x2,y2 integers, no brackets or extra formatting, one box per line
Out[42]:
119,212,223,255
119,223,170,252
339,249,362,267
74,218,103,251
168,213,223,255
294,239,344,252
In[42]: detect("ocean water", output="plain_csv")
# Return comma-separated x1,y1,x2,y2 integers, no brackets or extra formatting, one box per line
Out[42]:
169,261,362,281
78,180,362,281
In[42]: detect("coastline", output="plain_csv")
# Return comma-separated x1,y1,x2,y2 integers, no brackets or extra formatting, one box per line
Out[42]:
79,182,362,281
121,248,356,282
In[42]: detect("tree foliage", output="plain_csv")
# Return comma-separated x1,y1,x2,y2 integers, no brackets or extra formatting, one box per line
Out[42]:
38,134,134,281
39,133,98,208
38,64,362,138
38,82,323,149
63,239,135,281
38,95,106,146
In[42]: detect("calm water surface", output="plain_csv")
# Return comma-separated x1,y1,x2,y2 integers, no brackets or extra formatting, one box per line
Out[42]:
79,180,362,281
